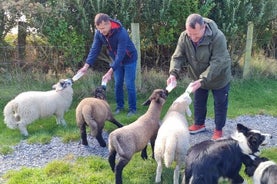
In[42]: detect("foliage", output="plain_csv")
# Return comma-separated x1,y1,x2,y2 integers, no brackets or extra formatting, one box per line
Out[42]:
139,0,214,67
29,1,86,71
0,145,13,155
0,0,23,41
0,0,28,59
209,0,277,63
1,0,277,75
0,38,14,63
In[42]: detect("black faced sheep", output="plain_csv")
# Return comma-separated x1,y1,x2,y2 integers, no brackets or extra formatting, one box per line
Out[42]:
76,86,123,147
108,89,168,184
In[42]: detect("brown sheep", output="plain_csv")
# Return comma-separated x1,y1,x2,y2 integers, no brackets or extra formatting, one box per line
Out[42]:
108,89,168,184
76,86,123,147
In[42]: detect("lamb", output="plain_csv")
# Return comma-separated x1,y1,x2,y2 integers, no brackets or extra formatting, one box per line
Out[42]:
108,89,168,184
3,79,73,136
76,86,123,147
155,91,192,184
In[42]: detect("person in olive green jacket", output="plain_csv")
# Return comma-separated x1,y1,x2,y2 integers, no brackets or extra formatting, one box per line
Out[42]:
166,13,232,140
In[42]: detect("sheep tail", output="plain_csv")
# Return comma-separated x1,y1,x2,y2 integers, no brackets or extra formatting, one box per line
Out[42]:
109,118,123,128
164,136,177,168
112,134,126,158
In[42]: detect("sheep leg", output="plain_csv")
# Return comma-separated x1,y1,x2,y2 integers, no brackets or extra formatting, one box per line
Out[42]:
181,173,186,184
108,150,116,172
141,145,148,160
18,124,28,136
86,119,106,147
80,123,88,146
55,115,67,126
150,136,156,159
155,159,163,183
173,165,180,184
96,129,106,147
109,118,123,128
115,157,129,184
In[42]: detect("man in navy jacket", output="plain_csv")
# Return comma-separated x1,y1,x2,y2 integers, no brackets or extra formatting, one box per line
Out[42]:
79,13,137,116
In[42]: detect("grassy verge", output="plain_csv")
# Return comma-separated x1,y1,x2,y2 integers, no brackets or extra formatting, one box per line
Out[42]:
2,147,277,184
0,67,276,184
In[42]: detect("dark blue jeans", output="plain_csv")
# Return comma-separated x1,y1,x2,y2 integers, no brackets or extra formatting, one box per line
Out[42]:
113,61,137,112
194,83,230,131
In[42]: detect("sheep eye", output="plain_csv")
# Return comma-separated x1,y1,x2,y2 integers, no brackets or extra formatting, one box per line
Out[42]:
59,82,67,88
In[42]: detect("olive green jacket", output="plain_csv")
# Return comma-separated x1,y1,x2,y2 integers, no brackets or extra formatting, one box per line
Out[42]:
169,18,232,89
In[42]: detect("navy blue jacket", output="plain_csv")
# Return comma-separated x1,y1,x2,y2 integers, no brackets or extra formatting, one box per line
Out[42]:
86,19,137,71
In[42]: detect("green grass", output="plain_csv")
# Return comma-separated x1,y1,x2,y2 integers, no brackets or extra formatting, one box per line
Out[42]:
221,78,277,117
0,64,277,184
2,147,277,184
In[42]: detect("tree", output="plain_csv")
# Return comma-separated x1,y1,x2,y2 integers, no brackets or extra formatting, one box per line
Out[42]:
0,0,26,60
209,0,277,62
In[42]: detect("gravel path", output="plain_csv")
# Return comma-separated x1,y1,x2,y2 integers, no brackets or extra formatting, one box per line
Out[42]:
0,115,276,179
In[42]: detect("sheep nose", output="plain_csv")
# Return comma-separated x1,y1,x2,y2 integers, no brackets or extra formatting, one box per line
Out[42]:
164,89,169,96
162,90,168,98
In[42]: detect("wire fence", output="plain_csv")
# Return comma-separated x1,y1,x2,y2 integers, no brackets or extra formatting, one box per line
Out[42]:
0,41,276,74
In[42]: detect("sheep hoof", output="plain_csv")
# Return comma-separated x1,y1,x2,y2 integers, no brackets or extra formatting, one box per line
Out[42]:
96,135,106,147
141,153,148,160
22,135,28,139
81,140,88,146
99,142,107,147
141,148,148,160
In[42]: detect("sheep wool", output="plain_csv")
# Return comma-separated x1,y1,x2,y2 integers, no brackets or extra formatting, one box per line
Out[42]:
76,86,122,147
3,79,73,136
108,89,168,184
155,91,192,184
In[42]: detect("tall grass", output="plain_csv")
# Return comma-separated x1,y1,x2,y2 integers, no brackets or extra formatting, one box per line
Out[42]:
249,53,277,79
0,55,277,183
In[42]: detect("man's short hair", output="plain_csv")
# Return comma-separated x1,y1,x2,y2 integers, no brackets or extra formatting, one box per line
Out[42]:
186,14,204,29
94,13,111,26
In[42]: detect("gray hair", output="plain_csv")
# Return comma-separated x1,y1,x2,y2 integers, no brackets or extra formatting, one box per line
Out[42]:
186,14,204,29
94,13,111,26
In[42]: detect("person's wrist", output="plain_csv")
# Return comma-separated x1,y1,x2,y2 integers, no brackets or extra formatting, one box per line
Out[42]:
170,75,176,81
108,68,113,74
83,64,89,70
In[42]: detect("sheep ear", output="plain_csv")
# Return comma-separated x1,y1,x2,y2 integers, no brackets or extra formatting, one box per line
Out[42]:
142,99,151,106
52,84,57,89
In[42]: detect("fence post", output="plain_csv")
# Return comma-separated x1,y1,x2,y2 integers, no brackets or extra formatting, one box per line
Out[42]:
131,23,142,90
243,21,254,78
18,21,27,61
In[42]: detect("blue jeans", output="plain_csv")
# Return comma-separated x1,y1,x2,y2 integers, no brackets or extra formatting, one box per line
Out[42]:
194,83,230,130
113,61,137,111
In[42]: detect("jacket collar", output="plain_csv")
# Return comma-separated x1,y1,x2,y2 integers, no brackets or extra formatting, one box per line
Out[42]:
106,20,121,37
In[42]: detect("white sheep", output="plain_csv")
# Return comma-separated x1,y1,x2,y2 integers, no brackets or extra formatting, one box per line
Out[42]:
76,86,123,147
108,89,168,184
3,79,73,136
155,91,192,184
